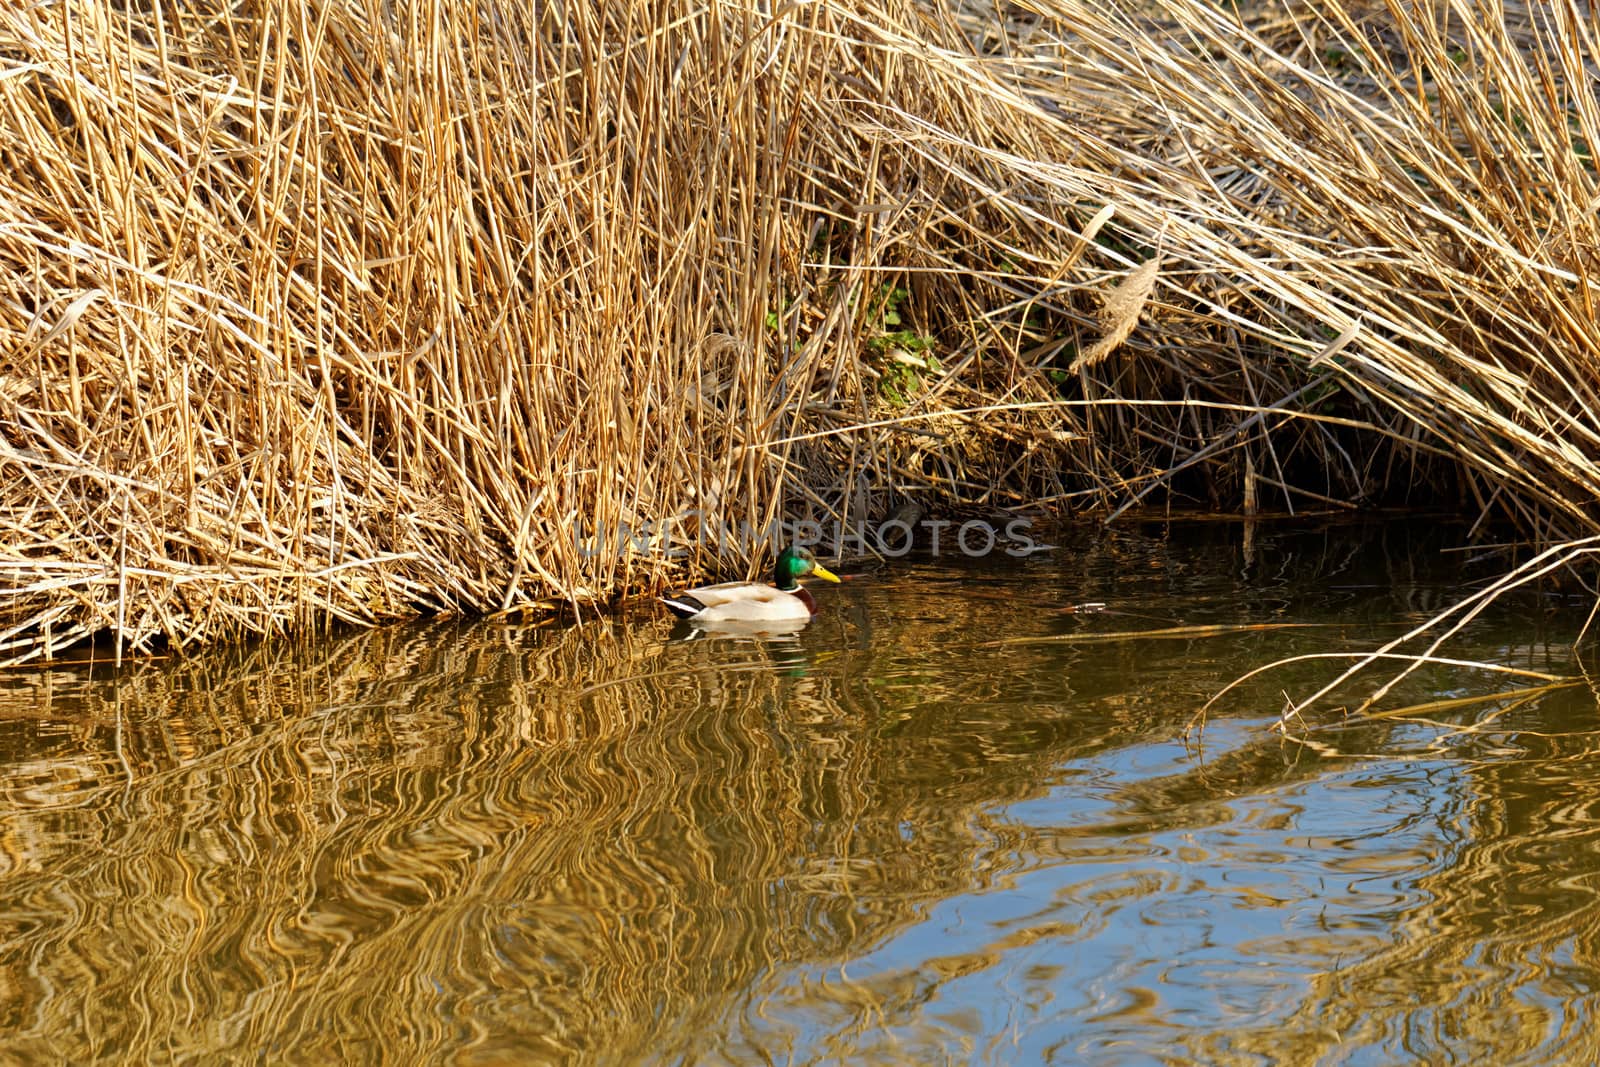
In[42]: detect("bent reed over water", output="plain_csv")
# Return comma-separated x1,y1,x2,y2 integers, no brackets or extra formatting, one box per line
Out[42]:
3,0,1600,663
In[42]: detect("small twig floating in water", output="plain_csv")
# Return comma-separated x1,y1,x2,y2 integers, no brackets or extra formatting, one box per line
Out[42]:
982,622,1337,647
1189,651,1575,739
1275,681,1579,736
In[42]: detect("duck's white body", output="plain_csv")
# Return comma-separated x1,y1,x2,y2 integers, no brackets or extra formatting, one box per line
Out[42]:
660,580,819,623
660,546,840,624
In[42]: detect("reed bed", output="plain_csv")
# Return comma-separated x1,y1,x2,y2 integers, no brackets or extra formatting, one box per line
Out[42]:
3,0,1599,660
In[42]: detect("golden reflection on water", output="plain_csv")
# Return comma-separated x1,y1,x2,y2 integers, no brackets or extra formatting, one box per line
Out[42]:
2,525,1600,1064
0,602,1052,1064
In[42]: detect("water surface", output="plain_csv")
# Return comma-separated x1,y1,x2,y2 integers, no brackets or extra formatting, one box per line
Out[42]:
2,522,1597,1064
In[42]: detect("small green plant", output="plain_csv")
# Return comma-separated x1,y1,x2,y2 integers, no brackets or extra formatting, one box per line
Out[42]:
865,282,908,327
863,283,937,405
869,338,939,406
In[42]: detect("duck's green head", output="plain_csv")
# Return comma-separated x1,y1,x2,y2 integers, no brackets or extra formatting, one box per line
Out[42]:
775,545,840,591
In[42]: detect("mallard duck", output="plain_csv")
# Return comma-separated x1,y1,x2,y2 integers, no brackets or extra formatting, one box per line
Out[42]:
660,545,841,623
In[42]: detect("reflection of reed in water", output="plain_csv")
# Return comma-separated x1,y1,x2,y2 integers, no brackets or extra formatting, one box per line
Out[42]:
1077,663,1600,1067
6,529,1552,1063
0,598,1075,1063
1205,706,1600,1066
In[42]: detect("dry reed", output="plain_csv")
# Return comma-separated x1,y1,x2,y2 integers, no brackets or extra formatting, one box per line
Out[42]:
4,0,1600,660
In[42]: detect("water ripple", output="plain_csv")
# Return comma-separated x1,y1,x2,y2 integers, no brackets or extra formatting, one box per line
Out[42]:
1,525,1599,1063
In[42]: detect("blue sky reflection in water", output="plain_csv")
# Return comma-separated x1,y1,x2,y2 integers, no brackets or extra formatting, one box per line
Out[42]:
1,521,1598,1064
652,521,1599,1066
734,753,1469,1065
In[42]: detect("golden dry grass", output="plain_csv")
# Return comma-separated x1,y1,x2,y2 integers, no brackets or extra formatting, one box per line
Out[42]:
3,0,1600,660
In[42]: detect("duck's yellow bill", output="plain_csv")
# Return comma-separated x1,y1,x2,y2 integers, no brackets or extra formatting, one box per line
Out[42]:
811,563,841,583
